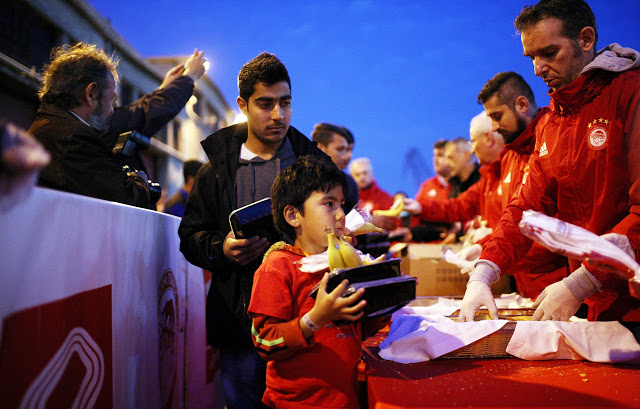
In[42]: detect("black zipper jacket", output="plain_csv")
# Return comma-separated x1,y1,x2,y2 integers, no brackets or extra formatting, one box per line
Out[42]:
179,122,327,348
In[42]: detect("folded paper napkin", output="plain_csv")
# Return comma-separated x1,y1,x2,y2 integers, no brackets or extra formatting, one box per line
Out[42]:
379,306,640,364
378,313,508,363
507,321,640,363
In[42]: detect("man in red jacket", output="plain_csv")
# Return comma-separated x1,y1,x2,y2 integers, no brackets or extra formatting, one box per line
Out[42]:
406,112,504,231
405,78,569,298
350,157,398,231
409,140,453,242
415,139,451,204
459,0,640,322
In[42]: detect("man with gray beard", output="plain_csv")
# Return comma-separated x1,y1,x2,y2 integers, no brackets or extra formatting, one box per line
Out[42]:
29,42,204,209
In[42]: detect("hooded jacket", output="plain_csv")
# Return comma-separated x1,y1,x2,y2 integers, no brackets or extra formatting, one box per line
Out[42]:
178,122,327,347
480,44,640,319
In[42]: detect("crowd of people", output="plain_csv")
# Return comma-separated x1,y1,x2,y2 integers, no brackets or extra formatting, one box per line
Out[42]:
1,0,638,408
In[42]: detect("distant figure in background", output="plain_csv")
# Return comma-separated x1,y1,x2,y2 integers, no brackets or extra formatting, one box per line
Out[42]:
405,113,505,242
164,159,203,217
415,139,451,202
410,139,452,242
427,137,481,242
29,42,205,209
311,122,359,212
349,157,397,231
445,137,481,198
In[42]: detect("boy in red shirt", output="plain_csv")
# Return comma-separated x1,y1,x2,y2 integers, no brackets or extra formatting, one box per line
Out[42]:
248,155,388,408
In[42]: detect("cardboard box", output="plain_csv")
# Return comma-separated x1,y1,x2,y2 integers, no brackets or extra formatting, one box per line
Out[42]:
401,243,512,296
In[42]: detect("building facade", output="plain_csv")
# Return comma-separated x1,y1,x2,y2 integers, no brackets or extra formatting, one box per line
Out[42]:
0,0,233,203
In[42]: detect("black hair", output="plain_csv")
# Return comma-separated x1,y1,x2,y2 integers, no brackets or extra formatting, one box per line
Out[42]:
311,122,355,146
515,0,598,48
238,52,291,102
477,71,536,110
271,155,347,241
433,139,448,150
183,160,203,181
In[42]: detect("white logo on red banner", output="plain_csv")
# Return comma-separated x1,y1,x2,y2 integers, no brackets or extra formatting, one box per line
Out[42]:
0,285,112,409
19,327,104,409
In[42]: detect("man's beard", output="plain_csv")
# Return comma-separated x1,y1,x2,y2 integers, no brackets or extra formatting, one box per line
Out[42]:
500,115,529,144
88,101,110,132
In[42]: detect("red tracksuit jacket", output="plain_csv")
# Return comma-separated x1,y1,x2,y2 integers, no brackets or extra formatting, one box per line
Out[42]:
481,58,640,320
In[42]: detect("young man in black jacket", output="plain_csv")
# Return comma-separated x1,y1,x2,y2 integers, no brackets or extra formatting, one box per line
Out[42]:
179,52,329,409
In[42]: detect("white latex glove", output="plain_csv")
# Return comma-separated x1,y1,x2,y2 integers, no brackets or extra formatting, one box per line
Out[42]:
457,244,482,274
458,262,499,321
532,265,600,321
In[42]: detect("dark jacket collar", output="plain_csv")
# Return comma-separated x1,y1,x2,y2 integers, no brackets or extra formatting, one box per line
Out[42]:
200,122,312,165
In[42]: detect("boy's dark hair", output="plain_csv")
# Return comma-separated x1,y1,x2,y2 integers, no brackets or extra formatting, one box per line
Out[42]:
271,155,347,241
183,159,203,181
238,52,291,102
515,0,598,48
477,71,536,110
311,122,355,146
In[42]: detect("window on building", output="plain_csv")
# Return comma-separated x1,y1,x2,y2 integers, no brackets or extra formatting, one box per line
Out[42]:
0,1,61,72
172,119,181,150
119,81,135,106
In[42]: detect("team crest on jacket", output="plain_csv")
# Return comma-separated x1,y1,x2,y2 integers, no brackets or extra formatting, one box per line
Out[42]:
586,118,609,151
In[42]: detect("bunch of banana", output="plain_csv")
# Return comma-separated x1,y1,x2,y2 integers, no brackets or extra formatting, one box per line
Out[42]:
326,226,365,270
326,227,346,270
372,196,404,218
353,222,384,235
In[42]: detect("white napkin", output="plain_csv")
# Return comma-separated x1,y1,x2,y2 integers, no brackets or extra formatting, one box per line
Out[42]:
378,313,508,363
394,297,461,317
507,321,640,363
378,301,640,364
494,292,534,309
442,249,472,271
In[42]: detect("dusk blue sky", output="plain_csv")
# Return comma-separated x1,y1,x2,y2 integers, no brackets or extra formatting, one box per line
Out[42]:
88,0,639,197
